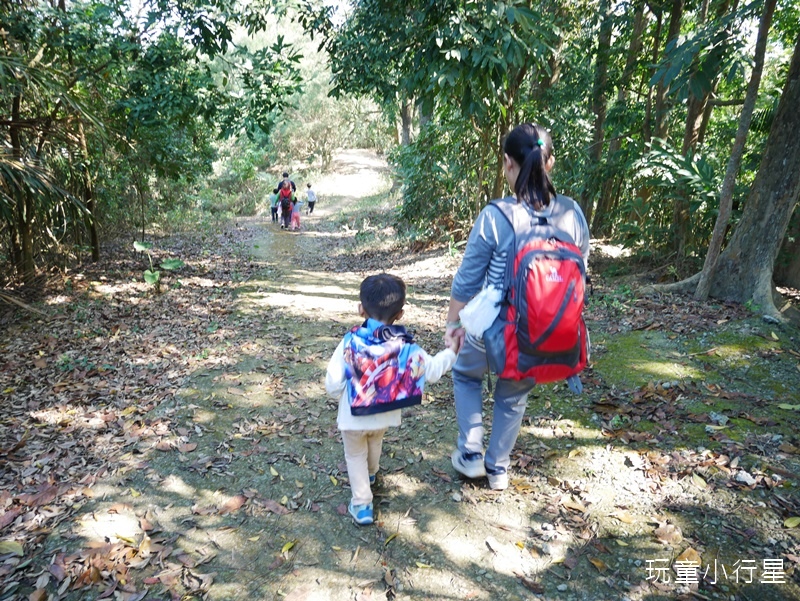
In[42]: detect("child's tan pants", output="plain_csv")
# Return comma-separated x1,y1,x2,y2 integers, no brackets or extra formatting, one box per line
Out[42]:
341,429,386,506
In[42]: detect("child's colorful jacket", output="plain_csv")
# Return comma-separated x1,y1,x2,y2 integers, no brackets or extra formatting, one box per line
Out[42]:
326,318,456,431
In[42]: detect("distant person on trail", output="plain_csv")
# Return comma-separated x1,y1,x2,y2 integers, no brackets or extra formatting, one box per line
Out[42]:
269,188,280,223
305,183,317,214
290,195,302,231
325,274,456,526
277,171,296,194
278,181,294,230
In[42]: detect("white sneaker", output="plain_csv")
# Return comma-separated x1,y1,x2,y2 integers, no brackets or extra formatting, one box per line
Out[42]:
487,469,508,491
451,450,486,479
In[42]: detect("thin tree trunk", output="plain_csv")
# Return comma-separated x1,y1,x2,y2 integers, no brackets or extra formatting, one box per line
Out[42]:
654,0,684,140
694,0,777,300
643,9,663,143
77,120,99,261
400,99,412,146
595,0,647,235
581,0,613,224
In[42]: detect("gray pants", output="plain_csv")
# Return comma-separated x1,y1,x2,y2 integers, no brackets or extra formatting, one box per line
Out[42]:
452,336,536,473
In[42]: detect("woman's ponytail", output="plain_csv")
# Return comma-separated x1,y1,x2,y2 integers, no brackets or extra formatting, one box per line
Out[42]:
504,123,556,210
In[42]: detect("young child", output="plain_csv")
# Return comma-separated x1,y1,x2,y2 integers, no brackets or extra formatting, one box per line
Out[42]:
305,183,317,214
290,195,302,231
269,188,280,223
325,274,457,525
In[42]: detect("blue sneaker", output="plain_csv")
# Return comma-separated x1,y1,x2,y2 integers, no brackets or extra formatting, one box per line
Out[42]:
348,502,374,525
451,450,487,479
369,474,376,485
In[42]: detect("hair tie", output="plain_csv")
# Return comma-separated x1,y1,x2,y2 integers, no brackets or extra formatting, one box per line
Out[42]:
536,139,545,147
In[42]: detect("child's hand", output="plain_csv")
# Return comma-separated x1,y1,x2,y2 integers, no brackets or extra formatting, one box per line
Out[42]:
444,325,465,354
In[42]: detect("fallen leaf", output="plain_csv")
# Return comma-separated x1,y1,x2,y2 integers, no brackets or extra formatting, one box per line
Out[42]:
219,494,247,515
518,576,544,593
0,540,24,556
588,556,608,572
560,496,586,513
610,511,634,524
692,473,707,489
28,589,47,601
262,499,291,515
179,443,197,453
281,540,295,554
676,547,702,565
654,523,683,545
784,516,800,528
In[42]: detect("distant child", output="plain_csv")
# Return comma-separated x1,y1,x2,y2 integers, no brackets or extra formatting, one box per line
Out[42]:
306,183,317,214
290,195,302,230
269,188,280,223
278,181,294,229
325,274,456,525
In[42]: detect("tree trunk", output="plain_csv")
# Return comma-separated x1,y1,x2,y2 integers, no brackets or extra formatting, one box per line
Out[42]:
643,9,663,143
776,216,800,288
654,0,684,140
707,32,800,317
694,0,776,300
581,0,612,225
10,92,36,282
400,99,412,146
78,120,100,261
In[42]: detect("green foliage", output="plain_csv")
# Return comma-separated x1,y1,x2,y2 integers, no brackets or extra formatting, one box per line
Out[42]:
391,114,492,239
623,140,721,256
134,240,184,293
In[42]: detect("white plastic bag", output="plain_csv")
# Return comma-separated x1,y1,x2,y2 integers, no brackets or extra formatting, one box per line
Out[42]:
459,286,503,338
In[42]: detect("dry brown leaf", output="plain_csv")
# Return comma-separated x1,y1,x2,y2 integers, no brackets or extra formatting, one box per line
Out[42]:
676,547,701,565
518,576,544,593
262,499,291,515
654,523,683,545
588,556,608,572
560,496,587,513
179,443,197,453
219,494,247,515
28,589,47,601
610,510,634,524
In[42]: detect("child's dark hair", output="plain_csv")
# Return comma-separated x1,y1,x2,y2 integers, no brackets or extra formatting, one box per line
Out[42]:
282,171,289,178
504,123,556,210
360,274,405,323
273,188,279,194
307,183,312,188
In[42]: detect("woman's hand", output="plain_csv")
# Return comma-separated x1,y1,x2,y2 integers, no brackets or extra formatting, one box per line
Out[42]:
444,298,468,354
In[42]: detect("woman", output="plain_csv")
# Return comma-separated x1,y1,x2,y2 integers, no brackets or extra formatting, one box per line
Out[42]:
444,123,590,490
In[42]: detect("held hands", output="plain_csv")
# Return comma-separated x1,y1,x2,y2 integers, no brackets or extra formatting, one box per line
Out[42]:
444,322,465,354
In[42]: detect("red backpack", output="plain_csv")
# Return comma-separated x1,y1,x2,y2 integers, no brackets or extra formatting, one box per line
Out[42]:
279,187,292,211
482,199,588,384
